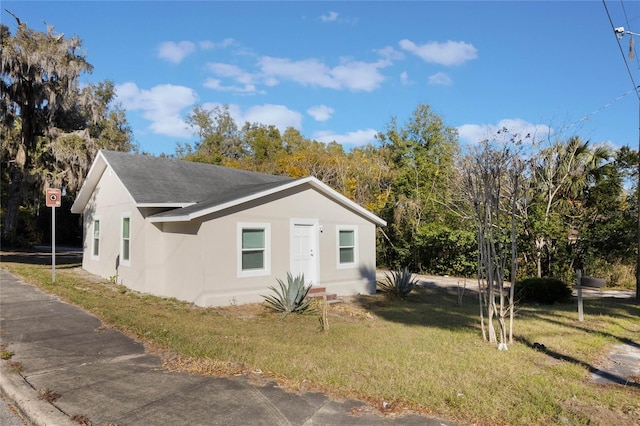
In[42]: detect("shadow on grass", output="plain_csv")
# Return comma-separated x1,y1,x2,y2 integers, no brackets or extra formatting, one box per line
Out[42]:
517,335,640,389
352,284,480,331
0,247,82,266
519,299,640,349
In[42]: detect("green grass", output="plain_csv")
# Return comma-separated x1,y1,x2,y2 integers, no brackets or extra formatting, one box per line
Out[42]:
2,263,639,425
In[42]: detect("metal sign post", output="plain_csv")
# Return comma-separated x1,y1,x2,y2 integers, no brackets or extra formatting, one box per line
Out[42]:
576,269,584,322
46,188,62,282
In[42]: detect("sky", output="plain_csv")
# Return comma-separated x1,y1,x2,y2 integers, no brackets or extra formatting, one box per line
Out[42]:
4,1,640,156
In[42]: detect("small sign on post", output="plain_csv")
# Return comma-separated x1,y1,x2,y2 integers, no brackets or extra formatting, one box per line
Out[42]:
46,188,62,282
46,188,62,208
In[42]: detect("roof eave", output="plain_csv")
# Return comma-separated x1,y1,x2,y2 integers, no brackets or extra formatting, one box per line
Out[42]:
304,177,387,227
137,202,196,208
70,151,108,214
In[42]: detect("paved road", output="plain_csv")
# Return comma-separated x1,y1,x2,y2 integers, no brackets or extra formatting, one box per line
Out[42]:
0,394,29,426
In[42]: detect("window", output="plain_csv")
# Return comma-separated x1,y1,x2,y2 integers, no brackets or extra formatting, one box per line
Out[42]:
92,220,100,258
121,216,131,264
337,226,357,268
238,223,270,277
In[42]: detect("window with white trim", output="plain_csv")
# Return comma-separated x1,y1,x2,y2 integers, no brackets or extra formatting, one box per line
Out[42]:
121,216,131,265
92,220,100,258
337,226,357,268
238,223,270,277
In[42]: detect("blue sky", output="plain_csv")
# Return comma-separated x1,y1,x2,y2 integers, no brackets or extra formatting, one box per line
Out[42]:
4,1,640,156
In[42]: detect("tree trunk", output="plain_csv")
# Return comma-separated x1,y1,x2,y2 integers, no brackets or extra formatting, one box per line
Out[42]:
3,111,34,246
2,166,26,246
535,239,543,278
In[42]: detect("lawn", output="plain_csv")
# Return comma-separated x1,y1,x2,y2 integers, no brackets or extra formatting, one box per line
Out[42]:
2,262,639,425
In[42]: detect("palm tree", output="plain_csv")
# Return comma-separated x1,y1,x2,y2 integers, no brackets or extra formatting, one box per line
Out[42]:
530,136,610,277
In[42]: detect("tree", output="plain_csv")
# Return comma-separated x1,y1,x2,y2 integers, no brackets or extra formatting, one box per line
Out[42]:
241,122,285,174
528,136,609,277
375,104,461,271
578,147,637,287
183,105,246,164
36,81,134,191
1,18,93,244
459,132,527,347
1,17,133,246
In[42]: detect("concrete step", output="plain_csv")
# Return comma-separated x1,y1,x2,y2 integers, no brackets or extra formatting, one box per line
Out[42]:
306,287,340,303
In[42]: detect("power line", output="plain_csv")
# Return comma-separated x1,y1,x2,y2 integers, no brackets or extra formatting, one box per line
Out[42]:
577,86,638,123
603,0,640,100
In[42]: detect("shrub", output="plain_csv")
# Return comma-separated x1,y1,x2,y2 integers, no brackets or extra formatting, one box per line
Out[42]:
263,273,315,316
514,277,572,305
377,267,418,299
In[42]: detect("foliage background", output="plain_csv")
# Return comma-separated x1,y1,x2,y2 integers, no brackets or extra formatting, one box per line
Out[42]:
1,19,637,289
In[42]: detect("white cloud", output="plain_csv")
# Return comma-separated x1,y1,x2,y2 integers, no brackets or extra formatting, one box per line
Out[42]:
376,46,404,61
320,11,339,22
243,104,303,131
314,128,378,146
202,103,303,133
203,78,258,93
428,72,453,86
258,57,338,89
400,71,412,85
457,119,552,145
207,62,256,85
205,62,260,93
258,56,386,92
307,105,334,122
157,41,196,64
332,60,387,91
115,82,197,138
199,38,234,50
399,39,478,66
319,11,358,25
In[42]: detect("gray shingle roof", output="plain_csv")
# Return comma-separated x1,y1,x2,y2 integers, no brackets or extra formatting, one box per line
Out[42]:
102,150,293,205
72,150,386,226
149,180,297,219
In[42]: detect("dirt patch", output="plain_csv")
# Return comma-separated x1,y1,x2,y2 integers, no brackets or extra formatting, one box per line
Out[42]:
562,398,639,426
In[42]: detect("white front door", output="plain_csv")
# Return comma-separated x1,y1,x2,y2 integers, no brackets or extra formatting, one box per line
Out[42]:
291,221,318,285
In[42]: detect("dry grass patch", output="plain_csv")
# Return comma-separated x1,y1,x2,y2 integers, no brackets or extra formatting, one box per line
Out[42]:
38,388,61,403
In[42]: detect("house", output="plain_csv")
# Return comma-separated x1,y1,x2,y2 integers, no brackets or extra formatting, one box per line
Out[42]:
71,150,387,307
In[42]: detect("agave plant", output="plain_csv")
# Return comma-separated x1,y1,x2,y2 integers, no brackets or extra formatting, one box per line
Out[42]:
263,272,315,316
377,267,418,300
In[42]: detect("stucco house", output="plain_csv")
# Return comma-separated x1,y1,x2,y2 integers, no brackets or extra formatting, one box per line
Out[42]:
71,150,386,307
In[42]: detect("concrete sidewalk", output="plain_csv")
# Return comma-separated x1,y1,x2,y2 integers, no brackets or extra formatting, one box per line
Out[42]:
0,270,452,426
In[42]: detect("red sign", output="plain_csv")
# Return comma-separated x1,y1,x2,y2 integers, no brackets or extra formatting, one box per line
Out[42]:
46,188,61,208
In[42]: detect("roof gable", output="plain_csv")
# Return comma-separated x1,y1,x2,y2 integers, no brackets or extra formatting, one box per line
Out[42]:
148,177,387,227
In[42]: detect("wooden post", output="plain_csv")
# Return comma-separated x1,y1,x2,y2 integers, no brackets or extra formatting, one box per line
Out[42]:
576,269,583,322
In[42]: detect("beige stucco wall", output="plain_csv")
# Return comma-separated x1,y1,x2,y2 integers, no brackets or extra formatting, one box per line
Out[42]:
147,185,378,307
81,167,146,290
81,177,379,307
